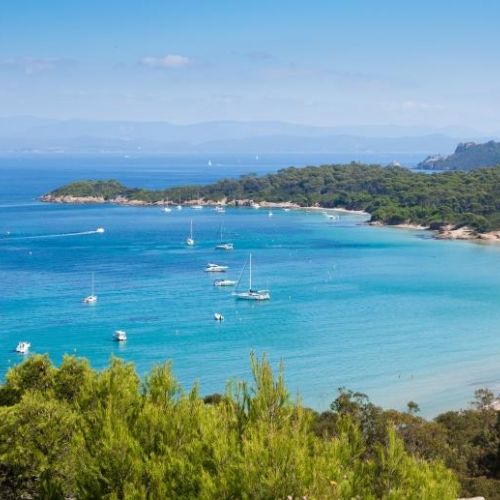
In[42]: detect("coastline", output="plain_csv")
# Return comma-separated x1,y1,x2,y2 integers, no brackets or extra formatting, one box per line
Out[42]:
40,194,500,243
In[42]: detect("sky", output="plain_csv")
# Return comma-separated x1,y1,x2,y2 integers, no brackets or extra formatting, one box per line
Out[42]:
1,0,500,132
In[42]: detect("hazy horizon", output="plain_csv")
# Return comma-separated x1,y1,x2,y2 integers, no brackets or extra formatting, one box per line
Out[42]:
1,1,500,134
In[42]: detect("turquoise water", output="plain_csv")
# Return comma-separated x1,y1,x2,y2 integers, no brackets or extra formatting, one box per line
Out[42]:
1,155,499,416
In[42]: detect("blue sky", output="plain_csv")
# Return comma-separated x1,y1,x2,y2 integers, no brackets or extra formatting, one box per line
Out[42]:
1,0,500,132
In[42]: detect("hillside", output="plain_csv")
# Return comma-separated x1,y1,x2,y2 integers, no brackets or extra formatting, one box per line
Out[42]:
43,164,500,234
418,140,500,170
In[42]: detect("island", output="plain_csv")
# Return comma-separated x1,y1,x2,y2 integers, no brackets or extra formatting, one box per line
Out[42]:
417,140,500,171
42,163,500,241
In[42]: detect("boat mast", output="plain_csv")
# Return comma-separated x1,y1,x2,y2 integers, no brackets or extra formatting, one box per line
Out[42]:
249,253,252,291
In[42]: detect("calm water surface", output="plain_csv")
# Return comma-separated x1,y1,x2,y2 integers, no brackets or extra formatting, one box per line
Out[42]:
0,154,498,416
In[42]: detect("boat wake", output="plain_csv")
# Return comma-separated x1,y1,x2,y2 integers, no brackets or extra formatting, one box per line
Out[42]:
1,228,105,241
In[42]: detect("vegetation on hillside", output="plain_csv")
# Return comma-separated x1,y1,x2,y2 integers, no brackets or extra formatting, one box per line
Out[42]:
0,354,466,499
418,140,500,171
47,163,500,232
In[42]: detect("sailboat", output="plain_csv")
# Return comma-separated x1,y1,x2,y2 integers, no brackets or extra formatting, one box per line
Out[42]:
233,253,270,301
163,198,172,212
186,219,195,246
215,224,233,250
83,272,97,304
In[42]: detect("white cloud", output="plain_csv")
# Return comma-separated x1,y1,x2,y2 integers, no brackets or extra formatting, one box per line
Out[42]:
140,54,190,69
0,57,74,75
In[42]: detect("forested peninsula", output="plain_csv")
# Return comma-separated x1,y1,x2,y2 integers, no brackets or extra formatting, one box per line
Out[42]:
42,163,500,240
1,354,500,499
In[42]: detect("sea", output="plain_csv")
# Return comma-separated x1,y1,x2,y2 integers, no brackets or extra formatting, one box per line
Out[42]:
0,153,499,417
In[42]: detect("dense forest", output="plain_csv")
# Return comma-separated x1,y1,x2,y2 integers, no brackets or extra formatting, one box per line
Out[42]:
45,163,500,232
0,354,499,499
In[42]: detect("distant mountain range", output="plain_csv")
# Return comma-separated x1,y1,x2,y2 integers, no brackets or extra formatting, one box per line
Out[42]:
0,116,494,158
417,140,500,170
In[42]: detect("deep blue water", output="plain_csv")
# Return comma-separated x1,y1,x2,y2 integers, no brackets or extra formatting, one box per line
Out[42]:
0,154,499,416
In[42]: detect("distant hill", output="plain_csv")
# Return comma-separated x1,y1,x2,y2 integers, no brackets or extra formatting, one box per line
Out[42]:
0,116,487,156
417,140,500,170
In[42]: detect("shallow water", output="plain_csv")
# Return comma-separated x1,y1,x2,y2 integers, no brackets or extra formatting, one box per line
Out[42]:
0,155,498,417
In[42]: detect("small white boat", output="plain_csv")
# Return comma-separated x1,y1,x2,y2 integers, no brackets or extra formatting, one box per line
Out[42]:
163,206,172,213
83,272,97,304
205,263,228,272
208,160,213,167
15,341,31,354
216,242,233,251
114,330,127,342
283,208,290,212
215,225,233,250
214,312,224,321
251,202,260,209
214,279,236,287
96,227,105,233
192,204,203,210
186,219,195,246
176,204,183,210
214,205,225,213
268,211,273,217
233,253,270,301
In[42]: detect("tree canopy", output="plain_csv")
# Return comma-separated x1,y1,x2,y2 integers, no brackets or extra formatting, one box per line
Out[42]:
0,354,462,499
46,163,500,232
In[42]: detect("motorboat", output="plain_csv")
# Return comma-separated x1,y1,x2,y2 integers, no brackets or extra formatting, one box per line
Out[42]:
15,341,31,354
205,263,228,272
214,312,224,321
114,330,127,342
96,227,105,233
214,279,236,287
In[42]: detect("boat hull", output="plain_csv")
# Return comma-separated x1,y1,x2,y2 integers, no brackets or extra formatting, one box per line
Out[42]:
234,291,270,301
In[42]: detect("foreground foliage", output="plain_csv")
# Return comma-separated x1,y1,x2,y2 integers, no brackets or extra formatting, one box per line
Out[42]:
48,163,500,231
0,354,460,499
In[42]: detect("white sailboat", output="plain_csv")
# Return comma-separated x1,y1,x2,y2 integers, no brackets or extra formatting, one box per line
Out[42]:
186,219,195,246
83,272,97,304
215,225,233,250
233,253,270,301
163,198,172,212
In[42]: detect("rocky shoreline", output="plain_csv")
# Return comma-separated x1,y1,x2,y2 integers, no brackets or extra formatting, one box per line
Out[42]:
40,194,500,243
